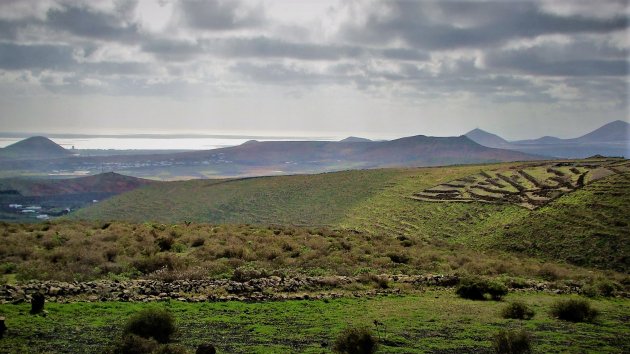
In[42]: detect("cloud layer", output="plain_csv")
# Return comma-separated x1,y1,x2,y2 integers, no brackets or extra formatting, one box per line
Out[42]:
0,0,627,138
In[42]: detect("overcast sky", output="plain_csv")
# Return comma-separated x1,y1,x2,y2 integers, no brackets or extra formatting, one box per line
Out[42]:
0,0,627,140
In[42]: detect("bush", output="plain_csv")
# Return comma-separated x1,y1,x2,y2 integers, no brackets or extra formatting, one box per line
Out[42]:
493,329,532,354
501,301,535,320
123,308,176,343
456,278,486,300
111,334,159,354
156,237,174,252
333,327,378,354
486,281,509,300
0,262,16,274
132,255,176,274
387,253,410,264
582,280,620,298
191,237,205,247
154,345,188,354
111,335,187,354
550,298,599,323
456,277,508,301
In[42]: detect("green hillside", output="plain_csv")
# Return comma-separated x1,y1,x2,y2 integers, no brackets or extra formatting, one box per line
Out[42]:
69,159,630,271
493,172,630,272
70,169,406,225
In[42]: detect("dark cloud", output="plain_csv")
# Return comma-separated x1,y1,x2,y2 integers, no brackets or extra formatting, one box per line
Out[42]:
0,0,625,109
0,43,75,70
142,38,202,61
142,36,429,62
342,1,627,50
46,4,140,42
178,0,265,30
214,37,363,60
485,47,628,77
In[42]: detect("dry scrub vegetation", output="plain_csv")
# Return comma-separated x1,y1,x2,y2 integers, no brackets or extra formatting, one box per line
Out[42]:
0,221,625,291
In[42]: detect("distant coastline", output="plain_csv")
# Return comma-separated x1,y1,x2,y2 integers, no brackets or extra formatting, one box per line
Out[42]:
0,134,340,150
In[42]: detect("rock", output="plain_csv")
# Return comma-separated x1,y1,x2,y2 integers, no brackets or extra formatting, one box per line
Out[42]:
0,316,6,339
30,292,45,314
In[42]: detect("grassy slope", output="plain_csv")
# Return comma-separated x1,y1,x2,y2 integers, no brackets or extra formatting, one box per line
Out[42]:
69,169,405,225
69,162,630,271
1,291,628,353
339,163,529,245
491,173,630,272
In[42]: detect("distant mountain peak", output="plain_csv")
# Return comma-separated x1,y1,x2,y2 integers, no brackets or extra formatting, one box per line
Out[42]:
464,128,510,149
340,136,372,143
1,136,70,160
574,119,629,143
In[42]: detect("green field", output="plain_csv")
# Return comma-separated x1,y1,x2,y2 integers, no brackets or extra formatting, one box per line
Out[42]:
1,290,628,353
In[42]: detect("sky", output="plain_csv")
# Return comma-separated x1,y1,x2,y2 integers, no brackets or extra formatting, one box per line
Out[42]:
0,0,628,140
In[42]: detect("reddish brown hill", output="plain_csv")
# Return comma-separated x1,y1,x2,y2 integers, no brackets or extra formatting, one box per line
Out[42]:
0,172,156,197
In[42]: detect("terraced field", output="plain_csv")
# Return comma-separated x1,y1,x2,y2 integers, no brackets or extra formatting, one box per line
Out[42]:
413,158,630,209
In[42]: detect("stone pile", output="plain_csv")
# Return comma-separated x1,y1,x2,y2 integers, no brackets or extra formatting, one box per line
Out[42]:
0,274,588,304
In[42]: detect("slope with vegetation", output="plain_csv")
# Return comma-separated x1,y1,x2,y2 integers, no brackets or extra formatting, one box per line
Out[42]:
69,158,630,272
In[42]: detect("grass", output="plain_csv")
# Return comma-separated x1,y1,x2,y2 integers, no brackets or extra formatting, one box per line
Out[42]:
0,291,628,353
69,169,403,225
491,172,630,272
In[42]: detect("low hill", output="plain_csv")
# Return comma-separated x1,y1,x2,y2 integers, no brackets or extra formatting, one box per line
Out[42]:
70,158,629,271
0,136,71,160
69,169,402,225
0,172,156,197
339,136,372,142
0,172,157,222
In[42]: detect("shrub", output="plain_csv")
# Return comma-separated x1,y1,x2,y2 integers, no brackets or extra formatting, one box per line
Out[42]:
123,308,176,343
583,280,620,298
0,262,16,274
493,329,532,354
358,274,389,289
154,345,188,354
111,334,159,354
550,298,599,323
191,237,205,247
333,327,378,354
156,237,174,252
195,344,216,354
486,281,509,300
456,278,486,300
171,243,186,253
387,253,410,264
501,301,535,320
537,264,561,281
456,277,508,301
132,255,176,274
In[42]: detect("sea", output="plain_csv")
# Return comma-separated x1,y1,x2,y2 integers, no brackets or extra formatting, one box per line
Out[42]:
0,134,342,151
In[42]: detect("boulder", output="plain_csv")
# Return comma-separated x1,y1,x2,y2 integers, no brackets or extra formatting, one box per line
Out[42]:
30,293,45,314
